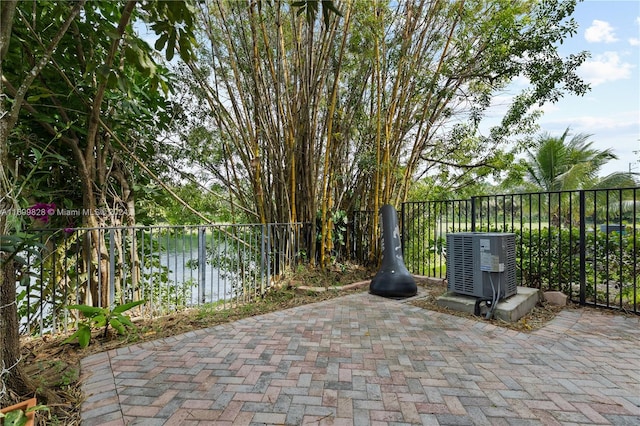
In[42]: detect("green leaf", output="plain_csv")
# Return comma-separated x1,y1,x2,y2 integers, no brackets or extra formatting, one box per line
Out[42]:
117,75,128,93
107,70,118,88
63,324,92,348
67,304,104,317
93,314,107,328
110,318,125,334
112,299,146,314
154,33,168,51
27,405,50,415
0,235,24,252
2,408,26,425
78,326,91,348
179,38,192,63
96,64,111,79
166,31,176,61
32,147,43,162
13,255,28,266
27,93,53,102
117,315,134,328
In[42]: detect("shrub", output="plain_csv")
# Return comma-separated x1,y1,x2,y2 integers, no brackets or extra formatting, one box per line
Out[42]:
64,300,146,348
515,226,639,304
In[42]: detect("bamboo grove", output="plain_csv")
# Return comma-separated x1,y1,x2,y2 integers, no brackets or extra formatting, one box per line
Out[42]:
170,0,588,266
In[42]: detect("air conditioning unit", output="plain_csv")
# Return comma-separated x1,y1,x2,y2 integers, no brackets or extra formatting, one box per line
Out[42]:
446,232,517,300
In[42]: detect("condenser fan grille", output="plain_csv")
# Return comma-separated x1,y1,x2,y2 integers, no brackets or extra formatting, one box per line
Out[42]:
446,232,517,300
447,235,474,294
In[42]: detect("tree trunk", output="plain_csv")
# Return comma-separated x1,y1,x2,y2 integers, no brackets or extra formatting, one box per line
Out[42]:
0,2,28,400
76,1,136,308
0,251,36,403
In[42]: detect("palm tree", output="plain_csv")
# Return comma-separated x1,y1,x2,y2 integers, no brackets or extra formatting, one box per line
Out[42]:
523,128,636,191
521,128,638,226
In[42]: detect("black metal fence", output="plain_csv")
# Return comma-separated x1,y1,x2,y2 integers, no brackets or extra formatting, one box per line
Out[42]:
18,187,639,337
400,188,640,314
18,223,307,335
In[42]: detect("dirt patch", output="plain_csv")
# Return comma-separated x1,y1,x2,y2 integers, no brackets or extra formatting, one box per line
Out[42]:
409,277,565,332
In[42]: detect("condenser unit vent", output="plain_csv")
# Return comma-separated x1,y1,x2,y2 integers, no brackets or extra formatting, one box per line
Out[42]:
446,232,516,300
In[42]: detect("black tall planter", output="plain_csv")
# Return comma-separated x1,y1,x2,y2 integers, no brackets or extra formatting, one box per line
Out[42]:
369,204,417,298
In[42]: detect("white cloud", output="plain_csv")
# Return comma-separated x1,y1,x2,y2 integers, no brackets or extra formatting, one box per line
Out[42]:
578,52,634,86
540,111,639,176
584,20,618,43
544,112,638,132
539,102,560,115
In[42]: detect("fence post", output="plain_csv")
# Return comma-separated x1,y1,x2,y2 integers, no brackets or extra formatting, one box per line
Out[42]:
579,190,586,305
470,196,476,232
198,227,206,304
261,224,268,297
109,228,115,307
400,203,405,257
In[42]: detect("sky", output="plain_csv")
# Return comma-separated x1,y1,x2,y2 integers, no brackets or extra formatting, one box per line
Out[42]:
518,0,639,177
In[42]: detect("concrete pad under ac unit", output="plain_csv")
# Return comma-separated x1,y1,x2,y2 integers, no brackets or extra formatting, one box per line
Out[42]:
436,286,540,322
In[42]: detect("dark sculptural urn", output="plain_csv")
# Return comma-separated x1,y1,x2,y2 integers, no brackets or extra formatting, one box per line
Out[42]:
369,204,417,298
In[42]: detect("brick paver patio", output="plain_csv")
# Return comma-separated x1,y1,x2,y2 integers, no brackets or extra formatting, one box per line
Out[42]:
80,292,640,425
